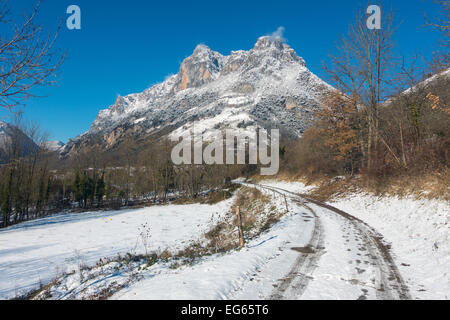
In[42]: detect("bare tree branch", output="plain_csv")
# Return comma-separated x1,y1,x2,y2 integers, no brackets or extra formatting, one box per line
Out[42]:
0,0,66,110
424,0,450,32
323,4,398,172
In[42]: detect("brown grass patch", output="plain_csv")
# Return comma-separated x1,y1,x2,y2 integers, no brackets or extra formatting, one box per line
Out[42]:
274,168,450,202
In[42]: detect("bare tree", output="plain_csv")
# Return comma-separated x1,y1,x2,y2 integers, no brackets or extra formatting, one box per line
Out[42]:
0,0,65,110
324,5,397,172
424,0,450,72
0,113,51,226
425,0,450,33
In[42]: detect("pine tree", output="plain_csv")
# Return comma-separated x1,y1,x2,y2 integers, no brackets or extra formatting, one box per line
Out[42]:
73,172,83,206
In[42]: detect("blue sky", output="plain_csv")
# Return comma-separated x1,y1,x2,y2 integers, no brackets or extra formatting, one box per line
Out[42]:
0,0,444,142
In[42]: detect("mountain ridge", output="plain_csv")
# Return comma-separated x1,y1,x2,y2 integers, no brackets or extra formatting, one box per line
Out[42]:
62,36,334,156
0,120,40,163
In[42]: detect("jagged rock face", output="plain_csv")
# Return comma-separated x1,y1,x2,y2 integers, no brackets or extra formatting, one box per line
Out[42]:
174,44,225,92
62,36,333,156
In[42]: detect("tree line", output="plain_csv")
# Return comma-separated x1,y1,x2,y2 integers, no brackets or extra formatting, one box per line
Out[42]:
0,127,256,228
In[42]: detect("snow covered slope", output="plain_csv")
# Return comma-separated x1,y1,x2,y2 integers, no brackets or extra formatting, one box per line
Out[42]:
43,140,65,152
62,36,333,155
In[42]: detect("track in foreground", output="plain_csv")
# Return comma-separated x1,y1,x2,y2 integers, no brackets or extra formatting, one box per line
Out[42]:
252,183,411,300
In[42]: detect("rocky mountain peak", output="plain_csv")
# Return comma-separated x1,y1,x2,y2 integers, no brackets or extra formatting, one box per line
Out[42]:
108,95,127,113
62,34,334,156
253,36,284,51
250,36,305,67
192,43,213,56
173,44,224,92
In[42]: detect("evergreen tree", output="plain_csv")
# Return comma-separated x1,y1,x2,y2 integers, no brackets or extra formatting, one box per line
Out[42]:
73,172,83,207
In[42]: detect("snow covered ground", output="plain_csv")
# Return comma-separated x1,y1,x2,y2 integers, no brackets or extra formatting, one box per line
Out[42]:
50,181,408,300
255,179,316,194
110,191,310,300
260,180,450,300
29,187,308,300
0,199,234,299
1,179,447,300
112,212,312,299
332,194,449,300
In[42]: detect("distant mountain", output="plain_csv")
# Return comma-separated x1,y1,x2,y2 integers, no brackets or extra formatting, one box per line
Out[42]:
0,121,39,163
43,140,65,152
402,67,450,96
62,35,334,156
383,67,450,106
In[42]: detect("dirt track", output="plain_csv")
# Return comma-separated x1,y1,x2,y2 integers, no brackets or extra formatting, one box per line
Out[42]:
252,183,411,300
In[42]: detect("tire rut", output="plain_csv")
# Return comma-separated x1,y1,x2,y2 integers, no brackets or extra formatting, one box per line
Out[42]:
269,202,323,299
301,195,411,300
250,183,411,300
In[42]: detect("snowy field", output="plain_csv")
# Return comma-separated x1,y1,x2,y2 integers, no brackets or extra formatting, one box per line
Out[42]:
109,196,383,300
112,206,312,299
0,199,234,299
1,180,448,300
261,180,450,300
29,187,307,300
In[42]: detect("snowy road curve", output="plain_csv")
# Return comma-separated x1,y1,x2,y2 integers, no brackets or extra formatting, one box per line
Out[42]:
1,182,416,300
252,183,411,300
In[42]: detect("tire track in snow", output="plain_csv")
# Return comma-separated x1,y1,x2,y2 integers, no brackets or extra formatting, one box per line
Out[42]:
302,195,411,300
269,202,323,299
244,183,324,300
249,183,411,300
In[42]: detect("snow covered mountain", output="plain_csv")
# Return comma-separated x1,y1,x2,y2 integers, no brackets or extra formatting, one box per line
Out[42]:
0,120,8,139
0,120,39,162
62,36,333,156
43,140,65,152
